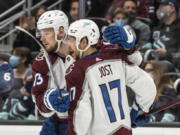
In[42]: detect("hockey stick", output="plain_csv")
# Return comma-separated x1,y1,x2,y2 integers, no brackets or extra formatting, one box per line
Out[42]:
15,26,61,92
144,98,180,117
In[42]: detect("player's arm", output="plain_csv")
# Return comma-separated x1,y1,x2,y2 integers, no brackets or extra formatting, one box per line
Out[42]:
32,67,69,117
126,65,156,112
125,64,156,127
31,65,54,117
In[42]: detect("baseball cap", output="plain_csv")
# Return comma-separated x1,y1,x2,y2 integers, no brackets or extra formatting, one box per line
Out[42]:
159,0,179,11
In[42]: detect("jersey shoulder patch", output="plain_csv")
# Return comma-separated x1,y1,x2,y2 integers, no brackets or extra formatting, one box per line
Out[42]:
32,52,48,74
35,51,45,61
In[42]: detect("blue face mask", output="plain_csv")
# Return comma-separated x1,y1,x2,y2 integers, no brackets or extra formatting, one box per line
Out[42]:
9,56,20,68
115,19,127,27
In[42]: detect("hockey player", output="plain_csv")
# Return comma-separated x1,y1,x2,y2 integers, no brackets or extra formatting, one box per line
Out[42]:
31,10,70,135
54,19,156,135
32,9,147,135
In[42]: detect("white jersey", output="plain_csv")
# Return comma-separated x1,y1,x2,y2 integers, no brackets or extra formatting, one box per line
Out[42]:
65,49,156,135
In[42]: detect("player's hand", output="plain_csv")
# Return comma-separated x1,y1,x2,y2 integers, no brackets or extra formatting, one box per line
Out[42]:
130,108,151,128
44,88,70,112
103,25,136,49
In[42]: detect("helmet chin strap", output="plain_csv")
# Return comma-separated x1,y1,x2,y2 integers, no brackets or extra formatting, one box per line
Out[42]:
77,44,90,58
79,50,83,58
55,40,62,53
54,31,67,53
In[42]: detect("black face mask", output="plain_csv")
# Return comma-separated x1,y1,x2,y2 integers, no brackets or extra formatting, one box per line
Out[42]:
127,12,136,24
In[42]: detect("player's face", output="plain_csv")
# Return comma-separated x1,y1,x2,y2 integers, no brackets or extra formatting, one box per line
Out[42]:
59,39,71,57
40,28,57,52
65,36,79,59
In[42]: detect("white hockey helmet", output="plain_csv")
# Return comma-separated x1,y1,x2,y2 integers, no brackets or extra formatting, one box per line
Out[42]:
37,10,69,41
68,19,100,52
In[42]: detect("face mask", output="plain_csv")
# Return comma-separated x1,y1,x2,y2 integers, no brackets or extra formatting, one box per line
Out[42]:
9,56,20,68
156,8,169,21
115,19,127,27
127,12,136,23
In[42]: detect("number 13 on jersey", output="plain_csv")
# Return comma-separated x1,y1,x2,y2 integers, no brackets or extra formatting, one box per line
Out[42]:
99,79,125,123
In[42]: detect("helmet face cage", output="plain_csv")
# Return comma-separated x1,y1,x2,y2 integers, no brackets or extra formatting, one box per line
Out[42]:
68,19,100,53
37,10,69,42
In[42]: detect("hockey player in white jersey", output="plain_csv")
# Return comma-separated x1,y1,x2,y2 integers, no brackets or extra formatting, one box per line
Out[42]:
51,19,157,135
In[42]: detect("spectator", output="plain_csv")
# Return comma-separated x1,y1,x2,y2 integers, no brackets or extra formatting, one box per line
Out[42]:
0,47,34,120
121,0,151,46
112,8,129,24
69,0,80,22
143,60,177,122
0,60,14,96
151,0,180,69
0,54,14,108
13,15,40,52
9,47,32,81
34,5,48,23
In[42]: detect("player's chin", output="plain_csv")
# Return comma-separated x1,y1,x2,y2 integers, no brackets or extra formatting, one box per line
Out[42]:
45,47,51,52
46,47,54,53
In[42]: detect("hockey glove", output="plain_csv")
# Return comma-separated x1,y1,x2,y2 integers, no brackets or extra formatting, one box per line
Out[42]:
130,108,151,128
44,88,70,112
103,25,136,49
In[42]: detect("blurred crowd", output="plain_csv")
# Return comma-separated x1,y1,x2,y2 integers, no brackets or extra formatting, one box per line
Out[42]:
0,0,180,123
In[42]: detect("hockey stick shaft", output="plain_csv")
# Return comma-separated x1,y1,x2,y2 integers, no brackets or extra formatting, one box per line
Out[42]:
15,26,61,91
144,98,180,117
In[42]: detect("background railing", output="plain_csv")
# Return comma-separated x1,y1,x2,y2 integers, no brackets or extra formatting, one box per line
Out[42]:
0,0,64,53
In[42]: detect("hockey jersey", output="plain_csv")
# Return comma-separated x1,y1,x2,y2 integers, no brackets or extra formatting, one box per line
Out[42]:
31,51,67,119
65,48,156,135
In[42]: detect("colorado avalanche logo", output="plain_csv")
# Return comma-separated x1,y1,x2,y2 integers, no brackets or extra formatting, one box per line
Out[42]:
35,51,44,61
66,64,75,75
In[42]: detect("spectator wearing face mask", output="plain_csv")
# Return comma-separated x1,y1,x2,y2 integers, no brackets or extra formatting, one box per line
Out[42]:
143,0,180,70
8,47,32,95
0,47,34,120
112,8,129,25
8,47,32,81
